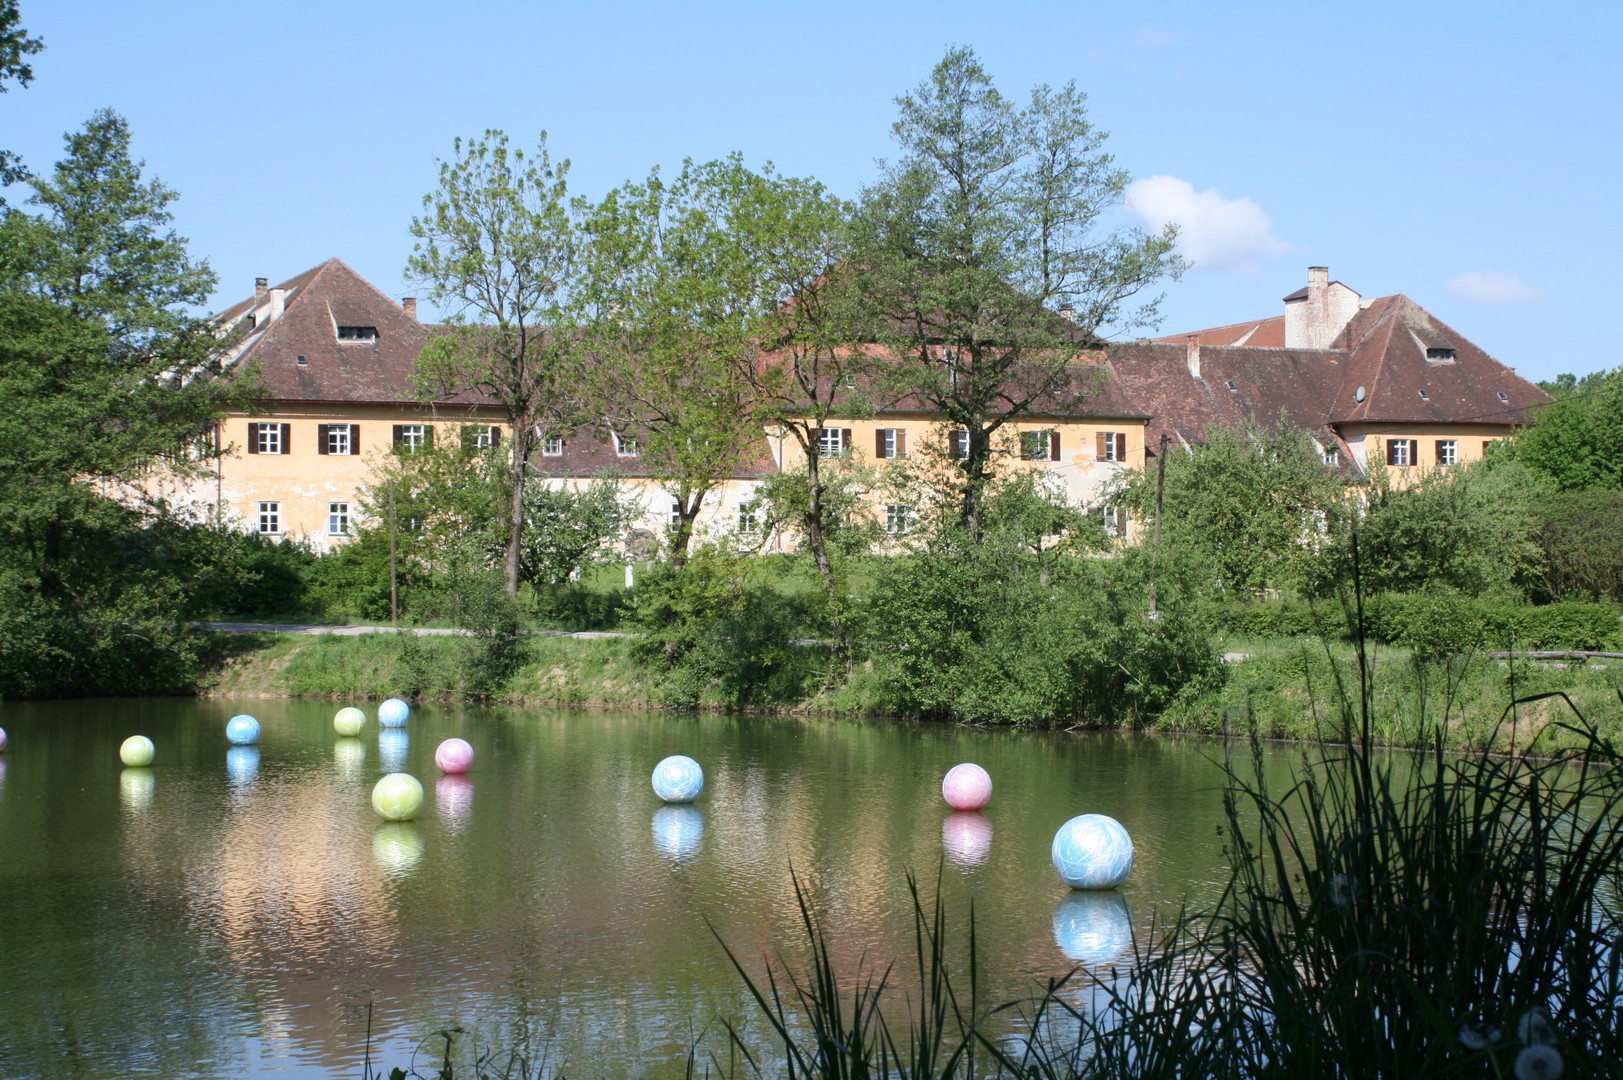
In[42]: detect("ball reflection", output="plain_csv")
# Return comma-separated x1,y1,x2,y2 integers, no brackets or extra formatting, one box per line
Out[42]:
378,728,410,773
941,811,993,870
652,805,705,862
120,766,155,812
226,746,260,787
373,822,424,876
436,774,474,831
1051,889,1133,966
333,737,366,780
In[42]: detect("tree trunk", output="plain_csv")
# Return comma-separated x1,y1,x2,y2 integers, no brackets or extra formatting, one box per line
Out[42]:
960,424,992,540
669,489,704,571
505,415,529,595
802,447,850,672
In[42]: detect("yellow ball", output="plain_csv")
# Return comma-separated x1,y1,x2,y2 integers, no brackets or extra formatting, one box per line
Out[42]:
119,735,155,768
371,772,424,821
333,707,366,737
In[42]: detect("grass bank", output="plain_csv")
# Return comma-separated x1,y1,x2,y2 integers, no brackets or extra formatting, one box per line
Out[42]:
206,629,1623,752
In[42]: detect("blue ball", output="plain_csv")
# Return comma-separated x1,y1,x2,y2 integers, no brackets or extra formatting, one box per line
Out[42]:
378,698,411,728
651,755,704,803
1052,889,1133,965
225,714,261,745
1051,813,1135,890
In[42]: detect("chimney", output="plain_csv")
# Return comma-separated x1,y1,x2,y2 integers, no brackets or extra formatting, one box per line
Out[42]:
1308,266,1328,304
402,297,418,321
1185,334,1201,379
254,277,268,299
267,287,286,322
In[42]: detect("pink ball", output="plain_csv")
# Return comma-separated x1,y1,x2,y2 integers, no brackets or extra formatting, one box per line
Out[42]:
942,762,993,810
434,738,475,775
0,727,7,752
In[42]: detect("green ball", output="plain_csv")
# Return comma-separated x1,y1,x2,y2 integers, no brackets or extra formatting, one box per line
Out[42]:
119,735,155,768
371,772,424,821
333,707,367,737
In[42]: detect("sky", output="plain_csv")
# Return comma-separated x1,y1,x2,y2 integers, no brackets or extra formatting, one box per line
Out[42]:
4,1,1619,383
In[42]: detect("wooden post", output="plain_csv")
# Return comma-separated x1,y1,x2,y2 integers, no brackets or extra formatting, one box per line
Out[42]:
1149,433,1169,616
389,483,398,625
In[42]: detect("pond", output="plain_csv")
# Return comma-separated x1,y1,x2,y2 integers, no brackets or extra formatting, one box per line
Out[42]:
0,699,1294,1078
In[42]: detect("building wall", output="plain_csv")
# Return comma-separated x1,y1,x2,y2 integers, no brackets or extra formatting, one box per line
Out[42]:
1340,423,1516,485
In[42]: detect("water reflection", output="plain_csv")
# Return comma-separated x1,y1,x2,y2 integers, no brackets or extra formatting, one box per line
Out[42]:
1051,890,1133,966
379,729,410,773
333,737,365,780
436,775,473,832
119,766,155,812
0,757,7,795
652,805,705,863
941,811,993,870
226,746,260,788
373,822,425,877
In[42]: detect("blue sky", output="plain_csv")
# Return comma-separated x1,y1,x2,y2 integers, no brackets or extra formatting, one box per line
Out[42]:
5,1,1618,382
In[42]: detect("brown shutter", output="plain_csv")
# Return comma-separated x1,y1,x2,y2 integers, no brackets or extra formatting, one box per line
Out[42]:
489,425,500,447
875,428,886,459
1116,433,1126,462
350,424,360,453
809,426,824,453
896,429,907,458
1435,439,1445,462
279,423,291,454
247,423,259,454
1096,432,1107,461
841,429,852,454
392,424,405,448
1050,431,1061,461
317,424,329,455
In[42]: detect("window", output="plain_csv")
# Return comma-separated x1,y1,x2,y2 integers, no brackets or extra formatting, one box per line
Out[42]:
249,422,289,455
328,502,350,535
392,424,428,453
1498,391,1510,403
1096,505,1127,539
1322,443,1340,467
319,424,357,456
1436,439,1458,466
1022,430,1057,461
843,373,859,389
669,499,682,526
816,427,848,459
1224,379,1237,392
950,429,970,460
1426,347,1456,362
295,353,307,366
541,435,564,457
875,428,907,460
337,325,378,341
257,502,280,535
1386,438,1417,467
614,432,639,457
462,424,500,452
884,504,914,536
739,506,759,533
1096,431,1127,463
1418,389,1429,400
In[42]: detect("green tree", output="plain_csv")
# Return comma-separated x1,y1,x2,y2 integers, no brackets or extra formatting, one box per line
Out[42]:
1531,489,1623,602
1511,365,1623,490
408,130,587,595
0,0,44,190
855,46,1184,535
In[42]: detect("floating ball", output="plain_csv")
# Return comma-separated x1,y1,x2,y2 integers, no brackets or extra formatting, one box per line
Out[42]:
119,735,155,768
373,822,424,876
226,746,260,786
941,811,993,870
333,707,366,737
372,772,424,821
225,714,260,745
377,698,411,728
0,726,7,752
651,755,704,803
1052,890,1134,965
942,763,993,810
1051,813,1135,890
378,729,410,773
434,738,474,775
652,805,705,861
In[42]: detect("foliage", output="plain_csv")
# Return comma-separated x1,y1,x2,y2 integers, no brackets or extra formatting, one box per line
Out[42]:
1513,364,1623,490
1109,418,1343,596
518,478,636,588
1531,489,1623,603
0,0,42,189
853,45,1183,532
408,130,588,593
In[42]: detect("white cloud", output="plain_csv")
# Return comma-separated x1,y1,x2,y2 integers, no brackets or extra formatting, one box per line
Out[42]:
1124,175,1288,272
1445,270,1545,305
1137,27,1175,45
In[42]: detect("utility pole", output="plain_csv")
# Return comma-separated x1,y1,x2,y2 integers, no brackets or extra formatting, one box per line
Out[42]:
1149,432,1169,616
389,482,399,625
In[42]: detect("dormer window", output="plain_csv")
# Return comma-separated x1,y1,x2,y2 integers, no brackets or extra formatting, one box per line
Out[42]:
1498,391,1510,403
1426,347,1455,362
337,325,378,341
1224,379,1237,391
296,354,308,366
1418,389,1429,400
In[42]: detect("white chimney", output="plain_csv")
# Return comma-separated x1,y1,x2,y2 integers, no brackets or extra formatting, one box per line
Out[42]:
1185,333,1201,379
1284,266,1360,348
267,288,286,322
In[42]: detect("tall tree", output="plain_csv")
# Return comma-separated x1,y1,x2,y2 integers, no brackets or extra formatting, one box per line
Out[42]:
856,46,1184,535
0,0,44,190
408,130,586,595
580,157,766,570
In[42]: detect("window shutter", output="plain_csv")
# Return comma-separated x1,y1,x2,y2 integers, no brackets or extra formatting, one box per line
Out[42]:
876,429,887,459
809,426,824,452
350,424,360,453
392,424,405,448
279,423,291,454
1116,433,1127,462
1096,432,1108,461
896,429,907,458
247,423,260,454
317,424,330,455
1435,439,1445,461
461,425,475,451
1050,431,1061,461
841,429,852,454
423,425,435,448
489,425,501,447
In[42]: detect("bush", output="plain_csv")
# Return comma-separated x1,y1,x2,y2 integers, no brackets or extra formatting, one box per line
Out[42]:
1533,489,1623,602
